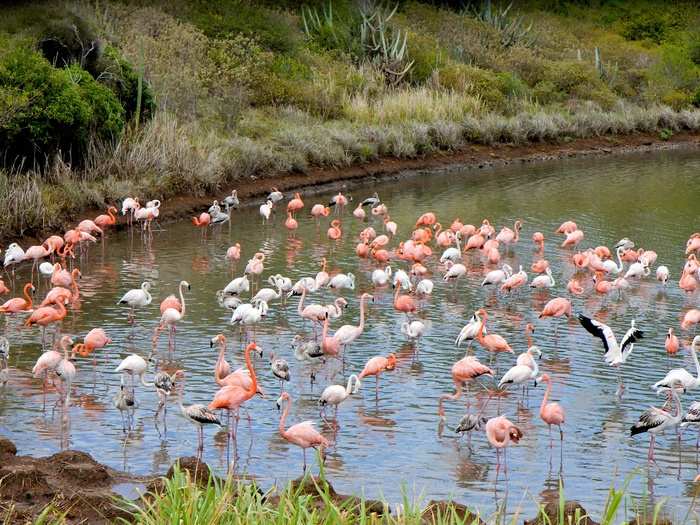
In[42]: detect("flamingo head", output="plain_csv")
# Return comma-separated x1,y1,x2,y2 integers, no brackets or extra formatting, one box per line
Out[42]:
526,323,535,335
210,334,226,348
385,353,397,370
508,426,523,443
276,391,290,410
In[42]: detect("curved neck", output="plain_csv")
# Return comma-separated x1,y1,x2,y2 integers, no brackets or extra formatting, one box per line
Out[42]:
244,346,257,396
345,375,355,394
616,247,624,272
477,313,487,341
216,341,227,374
279,398,290,435
394,285,401,303
540,379,551,416
55,302,67,319
691,344,700,381
358,296,367,330
298,288,306,315
526,328,532,349
179,284,186,316
24,285,33,308
322,316,330,339
513,222,520,242
108,208,115,222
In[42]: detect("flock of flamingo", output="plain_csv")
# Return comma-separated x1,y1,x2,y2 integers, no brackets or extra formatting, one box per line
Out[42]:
1,186,700,477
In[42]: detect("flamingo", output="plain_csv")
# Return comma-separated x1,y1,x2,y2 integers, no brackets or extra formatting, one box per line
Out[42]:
656,265,669,285
277,391,330,471
687,233,700,255
327,219,342,240
32,335,72,407
211,334,231,380
192,212,211,230
682,309,700,331
155,281,190,351
0,283,34,313
438,355,494,418
287,192,304,215
393,283,416,318
393,269,412,291
223,190,239,209
371,266,392,287
555,221,577,234
54,336,76,407
25,301,68,348
115,353,153,394
416,279,434,296
24,244,51,282
536,373,565,446
224,275,250,296
226,243,241,262
3,243,25,273
653,336,700,392
475,309,513,353
567,278,584,295
269,352,290,392
481,264,512,287
665,328,680,356
117,282,152,324
209,343,261,453
72,328,112,358
401,320,426,342
319,375,360,422
361,192,380,208
332,293,373,360
358,354,396,399
0,279,9,295
496,220,522,245
532,231,544,252
561,229,584,248
268,187,283,204
328,192,348,211
176,375,222,453
259,200,273,223
352,203,366,220
531,259,550,274
121,197,139,225
538,298,572,336
499,357,539,392
500,266,528,292
485,415,523,472
443,261,467,284
328,272,355,290
94,206,118,229
530,268,555,289
631,388,682,461
285,212,298,231
455,311,486,349
311,204,331,221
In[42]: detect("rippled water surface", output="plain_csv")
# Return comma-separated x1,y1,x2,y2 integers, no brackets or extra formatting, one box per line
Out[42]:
2,149,700,518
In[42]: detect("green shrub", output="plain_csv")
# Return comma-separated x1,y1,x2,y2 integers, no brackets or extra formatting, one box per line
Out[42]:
622,13,667,44
99,46,155,122
407,31,444,83
435,63,507,110
532,80,565,105
0,48,124,170
659,127,673,140
661,90,692,110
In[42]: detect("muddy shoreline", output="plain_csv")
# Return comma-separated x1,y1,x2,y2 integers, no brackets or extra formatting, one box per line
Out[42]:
7,131,700,245
0,437,603,524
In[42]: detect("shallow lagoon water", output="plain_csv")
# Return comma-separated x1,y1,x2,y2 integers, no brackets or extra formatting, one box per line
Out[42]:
1,149,700,518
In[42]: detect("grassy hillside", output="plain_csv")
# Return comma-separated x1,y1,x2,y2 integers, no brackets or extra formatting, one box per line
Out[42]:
3,0,700,237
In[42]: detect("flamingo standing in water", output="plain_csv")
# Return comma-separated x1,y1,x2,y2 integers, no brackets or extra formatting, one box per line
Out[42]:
277,392,330,471
32,335,72,408
631,388,682,462
455,311,486,349
94,206,118,230
332,293,373,363
539,297,572,337
211,334,231,380
536,373,565,446
155,281,190,351
72,328,112,361
665,328,679,356
0,283,34,314
176,373,222,454
117,282,152,325
393,284,416,318
226,244,241,263
438,355,494,418
327,219,342,240
25,300,68,349
208,343,261,458
319,374,361,423
485,415,523,473
475,309,513,354
358,354,396,400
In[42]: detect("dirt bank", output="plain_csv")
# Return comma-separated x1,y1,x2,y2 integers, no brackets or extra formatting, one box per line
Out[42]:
7,131,700,245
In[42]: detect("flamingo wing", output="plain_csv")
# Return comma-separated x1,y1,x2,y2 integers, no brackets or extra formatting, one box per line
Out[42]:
619,324,644,355
577,314,616,354
631,408,669,435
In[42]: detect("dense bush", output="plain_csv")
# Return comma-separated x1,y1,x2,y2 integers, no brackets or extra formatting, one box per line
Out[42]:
0,48,124,170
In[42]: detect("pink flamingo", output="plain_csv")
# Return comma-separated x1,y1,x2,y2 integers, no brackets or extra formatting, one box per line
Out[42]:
686,233,700,255
327,219,342,240
285,212,298,231
0,280,9,295
25,301,68,348
567,278,584,295
415,212,436,228
665,328,679,356
532,231,544,252
438,355,494,418
226,243,241,262
352,203,366,219
561,229,584,248
311,204,330,220
277,391,330,471
32,335,72,407
320,315,341,357
208,343,260,453
384,216,397,236
682,309,700,331
333,293,373,360
539,297,572,319
537,373,565,446
0,283,34,313
24,244,51,282
531,259,549,274
94,206,118,229
192,213,211,236
485,415,523,472
450,218,464,233
40,287,73,307
211,334,231,380
393,284,416,318
593,272,613,294
475,309,513,353
72,328,111,358
287,192,304,215
556,221,577,234
496,220,522,245
77,218,103,236
500,266,528,292
358,353,397,399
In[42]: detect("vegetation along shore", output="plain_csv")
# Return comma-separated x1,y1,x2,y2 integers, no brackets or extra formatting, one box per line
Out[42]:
4,1,700,240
